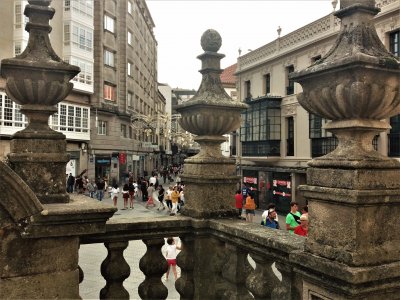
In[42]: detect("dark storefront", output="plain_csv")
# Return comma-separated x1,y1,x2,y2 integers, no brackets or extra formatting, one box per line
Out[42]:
242,167,304,213
270,172,292,213
95,156,111,180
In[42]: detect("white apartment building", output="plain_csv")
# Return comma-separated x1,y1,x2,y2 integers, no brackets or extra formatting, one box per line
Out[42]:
0,0,94,176
235,0,399,212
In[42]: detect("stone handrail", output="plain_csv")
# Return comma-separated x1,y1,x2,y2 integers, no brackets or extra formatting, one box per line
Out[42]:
80,217,305,299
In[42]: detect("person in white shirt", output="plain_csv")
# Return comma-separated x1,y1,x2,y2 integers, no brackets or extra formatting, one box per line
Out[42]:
165,237,181,281
111,184,119,208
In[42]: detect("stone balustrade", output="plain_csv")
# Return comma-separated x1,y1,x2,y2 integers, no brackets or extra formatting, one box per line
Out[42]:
80,217,305,299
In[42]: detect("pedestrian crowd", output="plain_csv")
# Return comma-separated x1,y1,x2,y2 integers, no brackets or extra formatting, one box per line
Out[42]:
65,165,185,215
235,184,309,237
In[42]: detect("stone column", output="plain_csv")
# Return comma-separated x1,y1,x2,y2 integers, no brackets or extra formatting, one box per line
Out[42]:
174,30,248,298
1,0,80,204
0,1,116,298
290,0,400,298
176,29,248,218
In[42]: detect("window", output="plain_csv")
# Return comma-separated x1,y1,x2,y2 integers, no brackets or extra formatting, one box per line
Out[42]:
128,1,133,15
128,30,133,45
104,15,115,33
97,120,107,135
104,50,114,67
15,4,22,29
240,99,281,156
129,126,133,139
14,43,22,56
64,24,70,45
286,65,295,95
389,115,400,156
121,124,127,138
245,80,251,100
66,23,93,51
50,103,89,133
69,57,93,85
287,117,294,156
127,62,133,76
69,0,93,17
264,73,271,95
127,91,134,107
309,113,338,157
104,83,116,101
0,92,27,127
389,30,399,57
64,0,70,11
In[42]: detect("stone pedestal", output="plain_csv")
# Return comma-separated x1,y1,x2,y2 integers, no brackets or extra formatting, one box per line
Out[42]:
182,150,238,218
8,133,69,204
176,30,247,219
290,0,400,298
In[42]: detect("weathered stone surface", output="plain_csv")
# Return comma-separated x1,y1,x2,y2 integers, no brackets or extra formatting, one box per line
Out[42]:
292,252,400,299
302,197,400,266
0,269,80,299
307,168,400,189
1,233,78,277
291,0,400,298
0,160,42,224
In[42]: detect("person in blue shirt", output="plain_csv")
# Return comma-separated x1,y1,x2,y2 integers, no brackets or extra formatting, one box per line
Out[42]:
261,209,280,229
242,184,251,199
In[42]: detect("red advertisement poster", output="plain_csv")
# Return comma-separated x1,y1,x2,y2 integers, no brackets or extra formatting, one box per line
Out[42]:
119,152,126,164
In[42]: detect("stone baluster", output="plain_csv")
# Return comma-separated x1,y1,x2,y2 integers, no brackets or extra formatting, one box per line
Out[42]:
219,244,252,300
138,238,168,300
175,235,195,299
78,265,84,284
271,261,302,300
245,253,280,300
100,241,130,299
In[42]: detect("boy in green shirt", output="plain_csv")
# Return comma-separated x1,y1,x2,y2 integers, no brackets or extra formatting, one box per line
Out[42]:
286,201,301,234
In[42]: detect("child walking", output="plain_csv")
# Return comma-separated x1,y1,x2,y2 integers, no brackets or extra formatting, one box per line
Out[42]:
122,183,129,209
165,237,181,281
111,184,119,208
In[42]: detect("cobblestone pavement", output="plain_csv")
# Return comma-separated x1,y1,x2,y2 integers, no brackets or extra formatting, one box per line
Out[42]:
79,184,284,299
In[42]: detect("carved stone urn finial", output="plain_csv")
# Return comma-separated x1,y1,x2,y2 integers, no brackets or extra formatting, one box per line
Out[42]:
0,0,80,204
291,0,399,169
176,29,248,218
1,0,79,137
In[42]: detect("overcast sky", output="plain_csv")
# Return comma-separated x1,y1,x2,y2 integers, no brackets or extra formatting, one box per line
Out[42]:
146,0,336,90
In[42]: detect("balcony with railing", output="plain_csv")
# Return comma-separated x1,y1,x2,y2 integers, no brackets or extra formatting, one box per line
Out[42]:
242,140,281,157
79,216,304,299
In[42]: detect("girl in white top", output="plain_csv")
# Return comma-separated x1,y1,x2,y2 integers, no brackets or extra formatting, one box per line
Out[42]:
111,184,119,207
165,237,181,281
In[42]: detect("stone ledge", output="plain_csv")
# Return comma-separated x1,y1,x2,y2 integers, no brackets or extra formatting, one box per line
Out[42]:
298,185,400,205
24,195,116,238
292,251,400,296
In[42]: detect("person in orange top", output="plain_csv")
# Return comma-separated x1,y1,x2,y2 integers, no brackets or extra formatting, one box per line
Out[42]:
170,186,180,216
244,192,256,222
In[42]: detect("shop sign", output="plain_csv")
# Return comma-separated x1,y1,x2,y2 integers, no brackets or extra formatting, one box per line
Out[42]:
273,180,291,188
132,155,140,161
142,142,152,148
244,176,257,184
119,152,126,164
96,157,111,165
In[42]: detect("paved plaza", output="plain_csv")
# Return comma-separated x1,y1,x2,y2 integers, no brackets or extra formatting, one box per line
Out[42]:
79,186,281,299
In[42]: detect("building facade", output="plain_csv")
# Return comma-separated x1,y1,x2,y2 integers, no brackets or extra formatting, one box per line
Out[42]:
0,0,93,177
0,0,161,184
235,0,400,212
91,0,159,183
